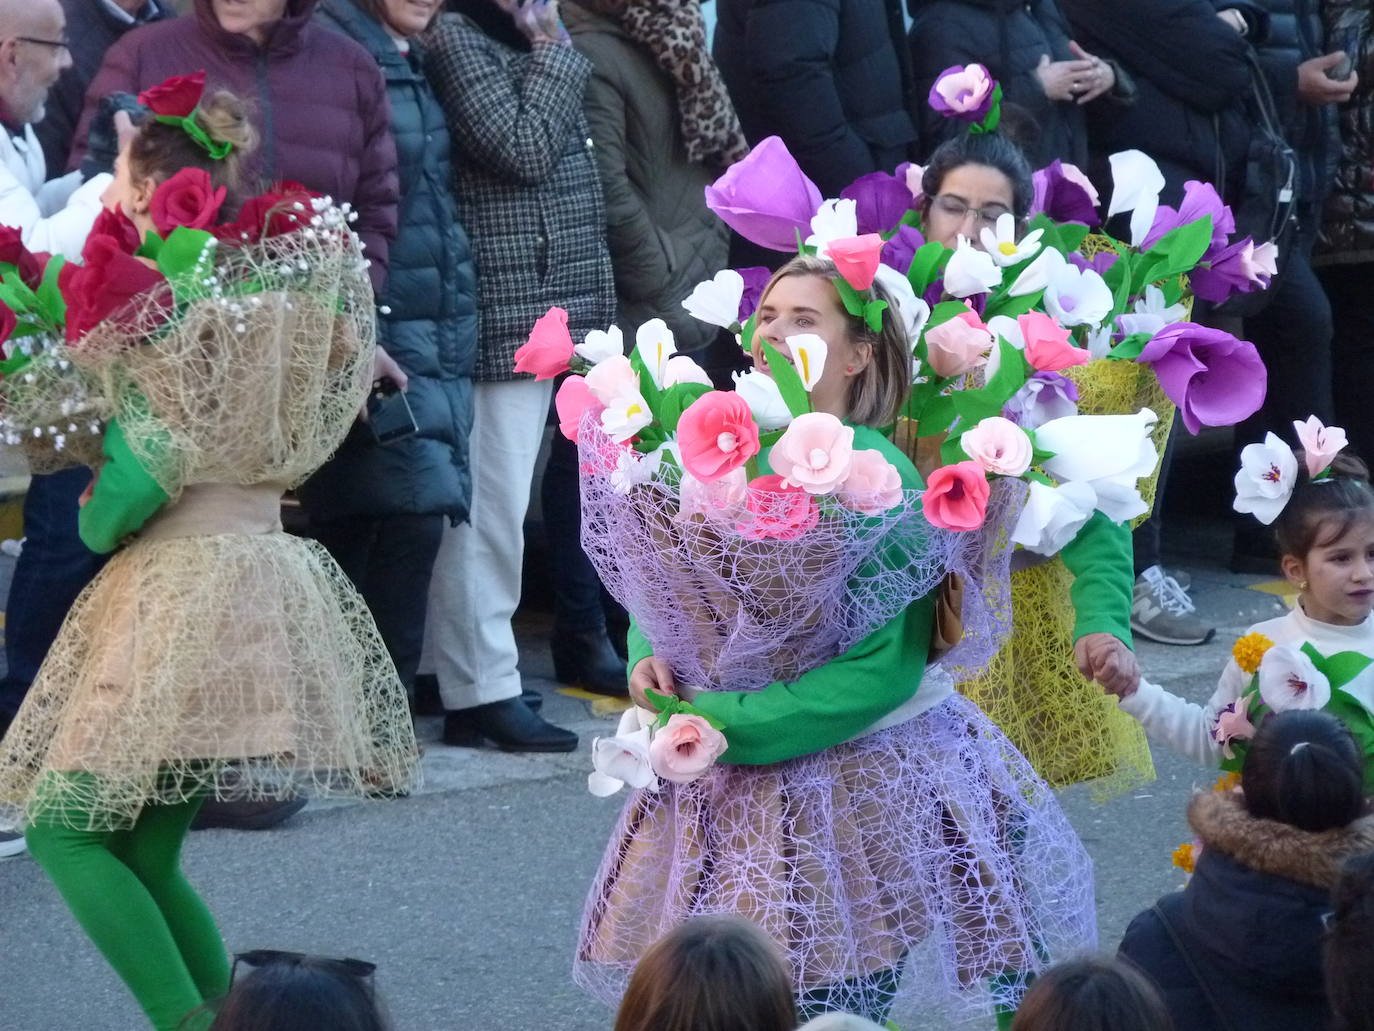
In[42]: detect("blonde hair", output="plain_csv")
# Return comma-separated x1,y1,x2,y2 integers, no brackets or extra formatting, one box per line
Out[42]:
129,89,259,204
756,256,911,427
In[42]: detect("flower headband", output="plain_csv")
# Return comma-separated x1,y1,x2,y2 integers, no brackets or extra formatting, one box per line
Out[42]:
136,71,234,161
1233,415,1349,525
929,63,1003,135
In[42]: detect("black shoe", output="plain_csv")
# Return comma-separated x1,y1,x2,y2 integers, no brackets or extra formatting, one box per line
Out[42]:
521,687,544,713
442,698,578,752
192,796,308,831
412,674,445,717
551,629,629,697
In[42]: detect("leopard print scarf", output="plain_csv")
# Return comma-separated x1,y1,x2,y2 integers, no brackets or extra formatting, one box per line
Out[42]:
576,0,748,170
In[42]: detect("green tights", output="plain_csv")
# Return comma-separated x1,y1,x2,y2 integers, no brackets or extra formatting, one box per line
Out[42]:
26,780,230,1031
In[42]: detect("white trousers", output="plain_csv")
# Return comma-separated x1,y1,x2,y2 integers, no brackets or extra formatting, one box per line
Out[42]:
421,377,553,709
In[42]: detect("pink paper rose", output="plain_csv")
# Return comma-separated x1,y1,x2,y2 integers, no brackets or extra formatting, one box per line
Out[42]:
923,461,991,531
770,411,856,494
513,307,574,380
826,233,885,290
1020,311,1090,372
961,416,1033,476
737,474,820,540
554,375,603,443
924,308,992,378
838,448,904,513
648,713,728,784
678,466,749,523
677,390,761,482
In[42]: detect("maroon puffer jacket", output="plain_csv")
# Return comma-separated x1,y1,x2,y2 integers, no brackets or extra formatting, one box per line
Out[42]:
70,0,398,292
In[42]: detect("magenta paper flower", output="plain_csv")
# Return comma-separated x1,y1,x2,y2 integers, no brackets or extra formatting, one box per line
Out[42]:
1211,694,1256,760
1137,323,1267,434
827,234,885,290
1031,160,1101,226
1141,179,1236,251
677,390,761,482
771,411,856,494
1190,236,1273,303
735,266,772,321
1293,415,1348,477
513,307,574,380
923,461,991,531
705,136,823,252
737,474,820,540
841,171,917,236
929,63,996,123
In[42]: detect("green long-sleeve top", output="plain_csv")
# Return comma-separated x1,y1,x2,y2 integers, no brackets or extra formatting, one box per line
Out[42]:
1059,511,1134,648
78,417,171,554
629,424,937,766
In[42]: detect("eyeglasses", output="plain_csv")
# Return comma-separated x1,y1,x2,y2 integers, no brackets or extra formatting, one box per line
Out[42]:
230,949,378,992
15,36,70,52
931,194,1012,231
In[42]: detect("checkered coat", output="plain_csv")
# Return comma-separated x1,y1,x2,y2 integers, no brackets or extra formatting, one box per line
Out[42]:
425,15,616,382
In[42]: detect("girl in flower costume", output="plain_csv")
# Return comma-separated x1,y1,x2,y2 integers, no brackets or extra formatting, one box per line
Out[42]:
0,76,417,1031
571,257,1097,1027
1113,418,1374,790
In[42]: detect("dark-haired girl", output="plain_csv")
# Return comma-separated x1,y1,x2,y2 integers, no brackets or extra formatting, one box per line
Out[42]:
1118,710,1374,1031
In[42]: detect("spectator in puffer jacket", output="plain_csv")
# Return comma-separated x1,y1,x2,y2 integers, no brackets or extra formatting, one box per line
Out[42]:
419,0,615,752
298,0,477,712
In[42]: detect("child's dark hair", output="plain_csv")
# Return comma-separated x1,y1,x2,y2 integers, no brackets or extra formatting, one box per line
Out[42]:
1009,956,1173,1031
1241,710,1364,832
920,131,1035,221
1326,852,1374,1031
613,915,797,1031
200,952,388,1031
1274,451,1374,559
129,90,257,202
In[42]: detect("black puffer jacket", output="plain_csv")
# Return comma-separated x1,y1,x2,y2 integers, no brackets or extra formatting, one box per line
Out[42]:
714,0,917,196
1059,0,1256,205
907,0,1086,168
1118,791,1374,1031
299,0,477,524
1316,0,1374,263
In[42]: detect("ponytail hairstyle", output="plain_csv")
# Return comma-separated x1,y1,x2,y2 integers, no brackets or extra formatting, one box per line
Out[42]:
1241,709,1364,832
1326,852,1374,1031
128,90,258,209
1273,451,1374,561
920,130,1036,225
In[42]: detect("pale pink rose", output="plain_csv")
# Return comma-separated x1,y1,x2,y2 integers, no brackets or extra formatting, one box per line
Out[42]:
678,466,749,523
838,448,904,513
554,375,603,443
648,713,727,784
770,411,856,494
512,307,574,380
584,353,641,406
961,416,1034,476
1293,414,1348,477
1020,310,1090,372
923,308,992,378
677,390,761,482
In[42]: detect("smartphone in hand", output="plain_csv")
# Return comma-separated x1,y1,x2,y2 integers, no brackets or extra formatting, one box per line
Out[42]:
366,378,419,445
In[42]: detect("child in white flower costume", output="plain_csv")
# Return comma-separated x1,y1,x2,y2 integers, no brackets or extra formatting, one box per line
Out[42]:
1111,417,1374,789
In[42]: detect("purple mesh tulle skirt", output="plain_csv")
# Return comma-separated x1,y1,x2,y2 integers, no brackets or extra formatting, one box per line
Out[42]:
574,693,1096,1023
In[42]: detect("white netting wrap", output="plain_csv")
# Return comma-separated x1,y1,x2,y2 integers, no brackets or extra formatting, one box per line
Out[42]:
0,334,109,472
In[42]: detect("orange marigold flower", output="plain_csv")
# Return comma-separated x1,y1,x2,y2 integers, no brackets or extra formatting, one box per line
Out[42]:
1213,771,1242,793
1171,841,1198,874
1232,632,1275,675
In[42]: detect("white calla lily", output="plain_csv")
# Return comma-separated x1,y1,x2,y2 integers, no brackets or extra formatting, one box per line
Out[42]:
575,325,624,365
1007,246,1066,297
1233,432,1299,525
1107,150,1166,247
873,263,931,341
1043,262,1114,328
979,213,1045,267
1011,480,1099,557
1258,644,1332,713
682,270,745,329
786,333,829,391
635,318,675,388
805,198,859,255
732,368,792,429
1035,408,1161,522
662,354,712,387
943,236,1002,298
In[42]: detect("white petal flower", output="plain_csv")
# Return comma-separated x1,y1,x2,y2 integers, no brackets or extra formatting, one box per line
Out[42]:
1258,644,1332,713
662,354,712,388
978,213,1045,267
805,198,859,255
1044,263,1114,328
1085,323,1114,359
682,270,745,329
1011,480,1098,556
588,709,658,796
635,318,675,388
1133,284,1189,325
584,353,640,406
575,325,624,365
1116,312,1166,338
1107,150,1166,247
609,447,663,494
732,368,793,430
1233,432,1299,525
1007,246,1066,297
600,390,653,442
943,236,1002,298
786,333,829,391
873,263,931,341
1036,408,1161,522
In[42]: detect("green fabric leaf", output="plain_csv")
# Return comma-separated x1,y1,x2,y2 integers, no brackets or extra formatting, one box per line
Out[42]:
740,312,757,352
657,382,712,434
983,289,1043,320
135,230,164,261
1131,217,1213,293
939,434,970,465
155,227,217,284
34,254,66,327
759,339,812,417
628,348,664,415
907,241,950,295
1105,331,1152,362
1301,643,1374,691
644,688,728,731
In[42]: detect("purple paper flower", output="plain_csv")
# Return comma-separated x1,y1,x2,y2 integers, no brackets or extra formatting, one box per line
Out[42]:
1068,250,1118,277
841,171,918,236
1137,322,1267,434
1189,236,1271,304
928,64,996,123
734,266,772,321
1141,180,1236,251
895,161,926,208
1031,160,1101,227
704,136,823,252
881,224,925,276
1004,371,1080,430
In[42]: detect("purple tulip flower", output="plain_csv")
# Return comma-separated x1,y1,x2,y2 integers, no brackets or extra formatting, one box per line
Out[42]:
735,266,772,321
928,64,996,123
841,171,918,236
1141,180,1236,251
1189,236,1271,304
1031,160,1101,226
881,225,925,276
1004,371,1081,430
1137,322,1267,433
704,136,823,252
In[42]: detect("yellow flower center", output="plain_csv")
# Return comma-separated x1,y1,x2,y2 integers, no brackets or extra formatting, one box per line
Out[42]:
626,403,643,418
998,241,1018,256
798,351,811,384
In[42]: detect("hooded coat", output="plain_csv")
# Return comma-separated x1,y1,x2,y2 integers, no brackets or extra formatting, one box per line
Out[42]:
1119,790,1374,1031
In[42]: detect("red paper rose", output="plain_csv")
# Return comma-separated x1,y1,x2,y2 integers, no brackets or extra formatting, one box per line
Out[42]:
922,460,991,531
221,181,319,242
62,237,167,344
149,168,227,237
85,206,142,259
736,474,820,541
0,225,44,288
0,300,16,348
137,71,206,118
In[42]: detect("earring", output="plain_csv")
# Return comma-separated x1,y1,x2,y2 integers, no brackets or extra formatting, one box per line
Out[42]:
1299,580,1309,592
845,365,855,373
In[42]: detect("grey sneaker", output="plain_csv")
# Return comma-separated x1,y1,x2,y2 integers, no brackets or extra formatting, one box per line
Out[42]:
1131,565,1215,646
0,830,26,858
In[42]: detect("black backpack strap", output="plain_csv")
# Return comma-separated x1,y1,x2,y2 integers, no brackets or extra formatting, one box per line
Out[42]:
1150,902,1240,1031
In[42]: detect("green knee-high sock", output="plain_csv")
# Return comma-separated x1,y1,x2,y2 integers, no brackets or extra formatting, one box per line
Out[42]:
109,798,230,1000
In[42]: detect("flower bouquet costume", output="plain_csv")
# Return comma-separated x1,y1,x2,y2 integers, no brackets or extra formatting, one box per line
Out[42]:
0,172,419,834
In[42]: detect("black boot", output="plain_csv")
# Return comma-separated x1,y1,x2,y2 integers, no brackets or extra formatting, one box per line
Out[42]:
443,698,578,752
551,629,628,696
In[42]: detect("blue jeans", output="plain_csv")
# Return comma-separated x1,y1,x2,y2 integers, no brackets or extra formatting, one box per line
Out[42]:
0,468,108,723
